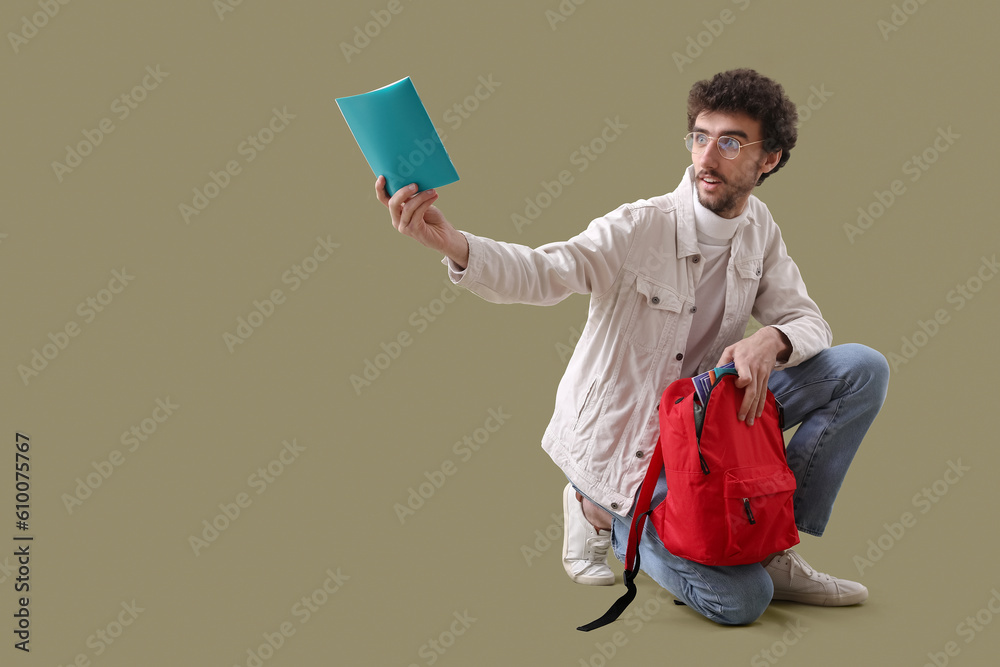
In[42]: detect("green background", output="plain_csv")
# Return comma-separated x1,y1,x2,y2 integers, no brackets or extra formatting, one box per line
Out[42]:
1,0,998,665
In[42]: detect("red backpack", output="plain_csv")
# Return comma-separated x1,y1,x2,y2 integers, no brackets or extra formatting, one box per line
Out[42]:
579,369,799,631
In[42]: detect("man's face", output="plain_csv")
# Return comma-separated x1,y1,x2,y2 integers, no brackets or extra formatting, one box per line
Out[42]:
690,110,779,219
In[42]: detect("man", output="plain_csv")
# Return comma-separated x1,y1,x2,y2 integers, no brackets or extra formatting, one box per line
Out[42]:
376,69,889,625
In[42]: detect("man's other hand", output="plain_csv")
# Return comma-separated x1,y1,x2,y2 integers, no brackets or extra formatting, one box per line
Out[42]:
715,326,791,426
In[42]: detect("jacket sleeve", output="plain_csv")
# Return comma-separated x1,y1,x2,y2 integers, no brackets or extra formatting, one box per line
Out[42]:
752,222,833,369
440,204,637,306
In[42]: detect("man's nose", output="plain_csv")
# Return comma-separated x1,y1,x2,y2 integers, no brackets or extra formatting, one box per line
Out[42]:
697,139,721,168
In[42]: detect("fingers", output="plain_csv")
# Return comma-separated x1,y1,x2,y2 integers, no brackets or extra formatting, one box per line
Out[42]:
379,182,420,229
733,355,761,424
733,357,752,389
397,188,438,231
747,384,763,426
755,377,768,420
387,182,418,220
374,175,390,207
738,380,755,424
403,190,439,230
741,371,771,426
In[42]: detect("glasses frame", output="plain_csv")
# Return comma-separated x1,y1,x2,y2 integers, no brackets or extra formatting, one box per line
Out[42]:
684,132,766,160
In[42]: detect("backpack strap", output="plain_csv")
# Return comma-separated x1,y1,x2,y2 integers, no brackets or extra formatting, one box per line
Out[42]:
577,440,663,632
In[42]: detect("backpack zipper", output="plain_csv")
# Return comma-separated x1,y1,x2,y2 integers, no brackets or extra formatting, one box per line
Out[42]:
743,498,756,525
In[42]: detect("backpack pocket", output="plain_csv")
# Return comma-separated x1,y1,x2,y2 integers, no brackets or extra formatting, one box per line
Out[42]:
722,465,798,564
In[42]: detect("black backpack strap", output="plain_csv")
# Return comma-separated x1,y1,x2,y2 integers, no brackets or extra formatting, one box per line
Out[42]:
576,525,648,631
577,443,664,632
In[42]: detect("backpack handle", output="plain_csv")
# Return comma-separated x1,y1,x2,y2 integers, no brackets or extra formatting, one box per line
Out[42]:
711,366,740,386
696,366,740,407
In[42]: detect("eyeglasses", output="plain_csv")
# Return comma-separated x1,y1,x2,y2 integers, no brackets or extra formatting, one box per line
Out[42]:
684,132,765,160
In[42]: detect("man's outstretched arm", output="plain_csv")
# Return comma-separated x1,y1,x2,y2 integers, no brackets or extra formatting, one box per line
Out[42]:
374,176,636,307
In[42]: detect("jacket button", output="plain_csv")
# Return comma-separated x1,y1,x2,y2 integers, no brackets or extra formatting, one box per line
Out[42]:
693,256,701,264
636,451,644,459
756,267,761,276
651,296,660,305
611,502,619,510
689,306,697,313
675,353,683,361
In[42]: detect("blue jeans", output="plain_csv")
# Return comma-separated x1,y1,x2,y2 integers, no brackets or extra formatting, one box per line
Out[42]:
585,343,889,625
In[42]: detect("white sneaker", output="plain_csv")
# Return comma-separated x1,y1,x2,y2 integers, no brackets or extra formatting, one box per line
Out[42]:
562,483,615,586
764,549,868,606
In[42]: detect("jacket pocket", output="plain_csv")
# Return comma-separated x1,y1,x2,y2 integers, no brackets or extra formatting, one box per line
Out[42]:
723,465,797,562
734,256,763,315
630,275,683,351
735,256,763,280
574,377,599,432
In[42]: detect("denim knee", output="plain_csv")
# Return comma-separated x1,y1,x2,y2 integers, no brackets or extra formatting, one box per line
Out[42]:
708,568,774,626
838,343,890,403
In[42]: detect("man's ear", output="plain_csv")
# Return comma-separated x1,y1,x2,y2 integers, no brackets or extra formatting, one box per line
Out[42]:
760,149,782,174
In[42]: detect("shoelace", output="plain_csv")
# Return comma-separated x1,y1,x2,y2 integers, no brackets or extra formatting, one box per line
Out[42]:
783,550,833,583
587,536,611,561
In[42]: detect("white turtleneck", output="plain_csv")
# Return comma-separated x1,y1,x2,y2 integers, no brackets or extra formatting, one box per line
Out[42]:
680,185,749,377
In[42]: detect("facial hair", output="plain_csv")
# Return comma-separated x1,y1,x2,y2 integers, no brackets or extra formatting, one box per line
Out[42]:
696,157,765,218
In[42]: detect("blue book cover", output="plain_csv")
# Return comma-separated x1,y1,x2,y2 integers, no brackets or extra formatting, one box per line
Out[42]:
693,362,737,405
336,76,459,197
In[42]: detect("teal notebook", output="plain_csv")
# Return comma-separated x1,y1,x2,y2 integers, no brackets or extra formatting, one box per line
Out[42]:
336,76,459,196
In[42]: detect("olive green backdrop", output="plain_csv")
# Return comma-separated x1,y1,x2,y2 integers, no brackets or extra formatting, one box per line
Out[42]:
1,0,998,665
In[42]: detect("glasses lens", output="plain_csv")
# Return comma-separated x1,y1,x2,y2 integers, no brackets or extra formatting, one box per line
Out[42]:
718,136,740,158
686,133,708,153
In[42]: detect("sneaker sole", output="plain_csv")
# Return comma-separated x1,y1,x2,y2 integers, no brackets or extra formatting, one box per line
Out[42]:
771,589,868,606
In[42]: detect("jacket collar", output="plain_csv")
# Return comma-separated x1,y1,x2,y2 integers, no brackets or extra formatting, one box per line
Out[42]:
674,166,699,259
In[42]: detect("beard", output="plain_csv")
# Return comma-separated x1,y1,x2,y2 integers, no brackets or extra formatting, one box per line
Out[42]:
696,159,764,218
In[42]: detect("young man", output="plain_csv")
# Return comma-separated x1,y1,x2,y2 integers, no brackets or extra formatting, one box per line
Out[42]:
376,69,889,625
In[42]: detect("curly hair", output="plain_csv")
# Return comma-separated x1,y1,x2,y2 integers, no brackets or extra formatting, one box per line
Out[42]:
686,69,797,185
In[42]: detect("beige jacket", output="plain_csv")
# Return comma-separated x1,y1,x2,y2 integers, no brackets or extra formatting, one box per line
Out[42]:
443,166,832,516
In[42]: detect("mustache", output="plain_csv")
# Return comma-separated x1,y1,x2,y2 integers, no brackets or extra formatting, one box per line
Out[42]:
697,170,727,184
